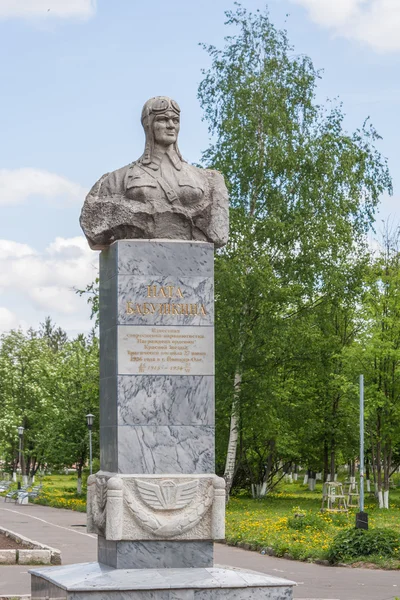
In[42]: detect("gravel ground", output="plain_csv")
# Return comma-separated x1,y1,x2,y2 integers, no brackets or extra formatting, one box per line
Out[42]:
0,531,26,550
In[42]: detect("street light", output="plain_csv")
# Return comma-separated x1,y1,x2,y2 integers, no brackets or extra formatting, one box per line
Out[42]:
17,426,24,489
86,414,94,475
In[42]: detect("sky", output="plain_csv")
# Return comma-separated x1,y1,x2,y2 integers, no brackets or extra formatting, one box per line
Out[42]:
0,0,399,337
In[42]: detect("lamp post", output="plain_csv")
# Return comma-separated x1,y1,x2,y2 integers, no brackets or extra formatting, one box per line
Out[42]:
86,414,94,475
17,426,24,489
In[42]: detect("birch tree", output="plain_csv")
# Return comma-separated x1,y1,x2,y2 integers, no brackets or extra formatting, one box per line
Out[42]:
199,5,392,497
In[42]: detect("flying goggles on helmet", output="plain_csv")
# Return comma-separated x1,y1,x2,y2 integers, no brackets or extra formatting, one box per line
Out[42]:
149,97,180,115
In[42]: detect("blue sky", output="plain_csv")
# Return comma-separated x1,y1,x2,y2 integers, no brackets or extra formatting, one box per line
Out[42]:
0,0,399,336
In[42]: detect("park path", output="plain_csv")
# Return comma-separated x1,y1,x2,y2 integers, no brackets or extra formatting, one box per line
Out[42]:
0,502,399,599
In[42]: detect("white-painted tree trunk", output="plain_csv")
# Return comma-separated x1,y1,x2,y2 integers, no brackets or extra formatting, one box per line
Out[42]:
77,477,82,496
378,490,384,508
303,474,308,485
366,479,371,492
293,473,298,482
384,489,389,509
308,478,316,491
12,472,17,482
223,372,241,501
251,482,267,498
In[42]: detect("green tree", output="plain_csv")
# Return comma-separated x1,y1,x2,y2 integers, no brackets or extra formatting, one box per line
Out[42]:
41,332,99,494
198,4,392,497
0,329,59,477
0,324,99,494
347,228,400,508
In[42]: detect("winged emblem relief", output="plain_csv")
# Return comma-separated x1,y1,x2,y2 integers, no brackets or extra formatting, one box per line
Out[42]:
87,474,225,540
136,479,198,511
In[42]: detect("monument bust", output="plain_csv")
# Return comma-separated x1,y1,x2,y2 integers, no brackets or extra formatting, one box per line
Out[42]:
80,96,229,249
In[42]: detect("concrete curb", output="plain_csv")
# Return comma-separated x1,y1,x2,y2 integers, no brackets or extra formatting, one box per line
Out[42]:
0,526,61,565
0,550,16,564
18,549,51,565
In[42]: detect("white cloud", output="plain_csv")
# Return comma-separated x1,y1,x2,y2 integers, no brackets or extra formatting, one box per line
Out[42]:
0,236,98,336
0,236,97,304
0,240,36,259
0,307,22,332
0,0,96,20
0,168,87,206
291,0,400,52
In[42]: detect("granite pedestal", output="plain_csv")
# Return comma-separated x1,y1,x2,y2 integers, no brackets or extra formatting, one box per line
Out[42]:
31,240,295,599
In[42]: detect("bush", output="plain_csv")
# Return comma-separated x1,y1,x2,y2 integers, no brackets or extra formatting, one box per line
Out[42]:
328,528,400,563
287,513,326,531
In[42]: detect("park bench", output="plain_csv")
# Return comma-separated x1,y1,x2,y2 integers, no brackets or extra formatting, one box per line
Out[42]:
4,485,29,503
17,484,43,504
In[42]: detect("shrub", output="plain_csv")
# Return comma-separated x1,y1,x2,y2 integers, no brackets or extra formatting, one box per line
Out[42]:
287,513,326,531
328,528,400,563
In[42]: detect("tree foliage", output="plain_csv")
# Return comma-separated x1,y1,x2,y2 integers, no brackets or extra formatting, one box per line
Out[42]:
198,4,392,497
0,321,99,492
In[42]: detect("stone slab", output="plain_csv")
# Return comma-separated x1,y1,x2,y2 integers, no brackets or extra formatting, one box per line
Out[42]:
0,549,16,564
98,538,213,569
100,241,214,280
117,325,214,376
0,526,61,565
100,326,117,379
30,564,295,599
18,549,51,565
118,275,214,326
116,425,215,474
100,425,215,475
117,375,214,426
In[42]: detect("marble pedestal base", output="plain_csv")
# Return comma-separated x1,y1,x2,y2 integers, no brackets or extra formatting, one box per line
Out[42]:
98,537,213,569
30,563,295,600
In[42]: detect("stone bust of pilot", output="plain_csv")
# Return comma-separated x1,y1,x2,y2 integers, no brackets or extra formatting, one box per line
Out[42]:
80,96,229,249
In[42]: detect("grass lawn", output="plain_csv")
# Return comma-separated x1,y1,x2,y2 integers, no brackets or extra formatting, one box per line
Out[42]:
3,473,399,567
226,478,400,568
0,473,87,512
32,473,87,511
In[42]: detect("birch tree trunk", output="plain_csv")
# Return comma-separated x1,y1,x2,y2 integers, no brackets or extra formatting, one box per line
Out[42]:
383,446,391,509
376,439,384,508
223,371,242,502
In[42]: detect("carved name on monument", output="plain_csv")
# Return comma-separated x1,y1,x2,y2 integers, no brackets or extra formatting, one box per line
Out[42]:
126,284,208,317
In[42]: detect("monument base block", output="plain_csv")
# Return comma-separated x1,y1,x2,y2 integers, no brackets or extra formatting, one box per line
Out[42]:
98,537,214,569
31,563,295,599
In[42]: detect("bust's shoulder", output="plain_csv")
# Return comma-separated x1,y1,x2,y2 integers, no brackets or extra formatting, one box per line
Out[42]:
200,167,227,194
181,162,226,186
98,163,135,196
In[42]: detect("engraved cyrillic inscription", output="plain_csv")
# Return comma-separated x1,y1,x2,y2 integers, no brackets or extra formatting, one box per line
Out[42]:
118,326,214,376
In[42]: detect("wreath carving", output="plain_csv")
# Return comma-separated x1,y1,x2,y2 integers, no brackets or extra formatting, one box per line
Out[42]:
124,478,214,538
91,476,108,535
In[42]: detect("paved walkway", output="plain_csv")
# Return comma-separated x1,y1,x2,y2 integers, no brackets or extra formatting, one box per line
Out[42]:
0,502,399,599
